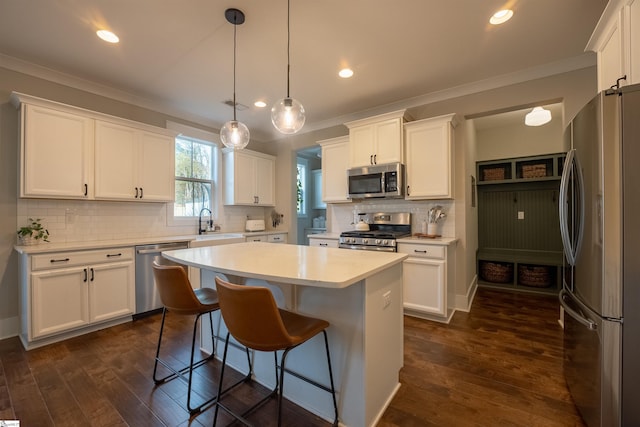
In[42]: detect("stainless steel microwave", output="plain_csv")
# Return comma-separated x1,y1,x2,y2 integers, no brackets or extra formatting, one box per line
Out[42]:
347,163,404,199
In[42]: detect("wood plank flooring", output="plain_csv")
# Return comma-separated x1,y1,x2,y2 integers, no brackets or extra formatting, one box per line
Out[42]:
0,288,585,426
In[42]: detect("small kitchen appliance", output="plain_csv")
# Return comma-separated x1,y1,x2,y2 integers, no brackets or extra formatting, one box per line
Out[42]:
245,219,266,232
339,212,410,252
347,162,404,199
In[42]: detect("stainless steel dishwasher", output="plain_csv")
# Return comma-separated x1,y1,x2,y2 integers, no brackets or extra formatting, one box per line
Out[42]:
134,241,189,317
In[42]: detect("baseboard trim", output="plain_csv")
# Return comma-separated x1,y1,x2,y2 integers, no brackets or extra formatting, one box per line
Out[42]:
454,275,478,313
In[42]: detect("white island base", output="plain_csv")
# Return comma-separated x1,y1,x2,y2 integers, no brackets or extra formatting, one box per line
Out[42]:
163,243,405,427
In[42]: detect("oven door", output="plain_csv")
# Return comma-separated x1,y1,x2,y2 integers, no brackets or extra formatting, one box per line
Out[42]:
339,243,396,252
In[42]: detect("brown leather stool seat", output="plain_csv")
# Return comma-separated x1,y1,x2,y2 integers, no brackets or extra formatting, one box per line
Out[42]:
152,261,250,415
213,276,339,426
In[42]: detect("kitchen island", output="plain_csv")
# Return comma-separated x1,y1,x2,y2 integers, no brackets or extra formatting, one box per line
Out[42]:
163,242,407,427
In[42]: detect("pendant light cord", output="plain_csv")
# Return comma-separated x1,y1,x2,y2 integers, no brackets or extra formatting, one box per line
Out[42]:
232,15,238,121
286,0,291,98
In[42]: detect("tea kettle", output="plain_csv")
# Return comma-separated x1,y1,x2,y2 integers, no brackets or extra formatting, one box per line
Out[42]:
355,219,370,231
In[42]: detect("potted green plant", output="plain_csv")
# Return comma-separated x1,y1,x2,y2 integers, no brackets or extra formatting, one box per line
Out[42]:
17,218,50,245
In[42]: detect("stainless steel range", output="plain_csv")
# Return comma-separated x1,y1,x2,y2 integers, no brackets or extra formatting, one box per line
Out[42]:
339,212,411,252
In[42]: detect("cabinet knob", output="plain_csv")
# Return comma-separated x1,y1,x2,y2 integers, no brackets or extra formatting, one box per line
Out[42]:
373,154,377,164
84,183,88,197
140,187,143,199
135,187,139,198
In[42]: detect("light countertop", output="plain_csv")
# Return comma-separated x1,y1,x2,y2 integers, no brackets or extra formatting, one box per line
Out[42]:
13,230,287,254
163,242,407,288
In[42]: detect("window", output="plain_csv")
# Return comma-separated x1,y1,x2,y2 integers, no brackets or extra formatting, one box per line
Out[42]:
297,162,307,217
174,136,214,217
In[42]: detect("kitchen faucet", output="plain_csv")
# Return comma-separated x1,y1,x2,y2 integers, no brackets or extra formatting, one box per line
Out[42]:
198,207,212,235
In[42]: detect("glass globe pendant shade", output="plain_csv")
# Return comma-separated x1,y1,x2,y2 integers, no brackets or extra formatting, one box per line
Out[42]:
220,120,250,150
271,97,306,134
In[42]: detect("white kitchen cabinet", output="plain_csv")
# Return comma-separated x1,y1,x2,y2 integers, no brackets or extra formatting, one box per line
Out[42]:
94,120,175,202
317,136,350,203
223,149,275,206
18,102,94,199
20,247,135,348
344,110,409,168
311,169,326,209
308,236,339,248
404,114,457,200
245,233,288,243
397,241,455,322
587,0,640,91
267,233,287,244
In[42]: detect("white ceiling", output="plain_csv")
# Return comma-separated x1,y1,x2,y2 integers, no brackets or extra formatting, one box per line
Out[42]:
0,1,607,142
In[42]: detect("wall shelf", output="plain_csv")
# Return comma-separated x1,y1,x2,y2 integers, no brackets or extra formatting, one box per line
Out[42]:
477,153,566,185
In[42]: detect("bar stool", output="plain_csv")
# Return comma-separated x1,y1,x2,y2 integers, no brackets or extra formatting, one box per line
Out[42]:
213,276,339,427
152,262,250,415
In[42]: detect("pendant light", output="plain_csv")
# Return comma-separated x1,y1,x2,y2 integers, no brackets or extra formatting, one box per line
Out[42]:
220,8,250,150
271,0,305,134
525,106,552,126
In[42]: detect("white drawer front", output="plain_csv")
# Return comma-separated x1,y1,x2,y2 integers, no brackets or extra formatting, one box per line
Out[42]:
397,243,445,260
32,247,134,271
268,234,287,243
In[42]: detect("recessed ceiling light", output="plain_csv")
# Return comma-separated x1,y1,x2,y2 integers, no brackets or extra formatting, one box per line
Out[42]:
96,29,119,43
339,68,354,79
254,101,267,108
489,9,513,25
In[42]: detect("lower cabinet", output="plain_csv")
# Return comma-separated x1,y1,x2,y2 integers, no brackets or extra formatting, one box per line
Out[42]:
397,241,455,322
20,247,135,348
308,237,339,248
245,233,288,243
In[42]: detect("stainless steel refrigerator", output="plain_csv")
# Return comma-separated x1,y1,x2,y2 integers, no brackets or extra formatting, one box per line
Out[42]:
559,83,640,427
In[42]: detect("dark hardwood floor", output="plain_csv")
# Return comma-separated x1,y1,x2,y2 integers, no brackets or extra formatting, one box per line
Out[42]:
0,288,585,427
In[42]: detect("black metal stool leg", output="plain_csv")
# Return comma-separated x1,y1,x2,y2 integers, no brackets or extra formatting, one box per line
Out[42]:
152,307,168,383
322,330,339,426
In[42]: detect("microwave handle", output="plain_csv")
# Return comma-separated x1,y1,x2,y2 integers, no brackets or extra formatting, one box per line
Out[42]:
381,171,385,193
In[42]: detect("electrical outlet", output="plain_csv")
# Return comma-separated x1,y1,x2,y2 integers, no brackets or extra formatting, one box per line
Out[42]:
518,211,525,220
383,290,391,309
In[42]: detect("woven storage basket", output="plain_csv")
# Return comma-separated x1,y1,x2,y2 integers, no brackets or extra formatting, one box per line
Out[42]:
522,164,547,178
480,261,514,283
483,168,505,181
518,264,553,288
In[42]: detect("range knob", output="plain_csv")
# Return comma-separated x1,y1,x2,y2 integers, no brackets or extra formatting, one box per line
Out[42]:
382,239,389,245
362,238,369,244
375,239,382,245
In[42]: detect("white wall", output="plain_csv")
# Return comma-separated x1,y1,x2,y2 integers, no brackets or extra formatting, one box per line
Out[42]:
476,118,564,161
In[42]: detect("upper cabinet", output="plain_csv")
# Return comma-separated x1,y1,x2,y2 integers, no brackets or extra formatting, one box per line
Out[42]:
223,149,275,206
317,136,350,203
94,121,174,202
11,92,176,203
404,114,457,200
345,110,410,168
19,103,94,199
587,0,640,91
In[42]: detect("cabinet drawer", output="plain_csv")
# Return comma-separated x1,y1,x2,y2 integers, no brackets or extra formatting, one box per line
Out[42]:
268,234,287,244
309,238,339,248
397,243,445,260
31,247,134,271
246,235,268,243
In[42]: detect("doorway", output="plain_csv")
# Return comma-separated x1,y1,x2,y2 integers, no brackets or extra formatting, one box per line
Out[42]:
295,146,325,245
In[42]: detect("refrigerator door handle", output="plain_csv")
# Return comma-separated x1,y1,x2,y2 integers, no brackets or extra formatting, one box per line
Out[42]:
559,149,576,265
559,289,598,331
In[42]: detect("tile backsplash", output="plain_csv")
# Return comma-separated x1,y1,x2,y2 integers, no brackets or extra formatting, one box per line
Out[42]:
16,199,270,244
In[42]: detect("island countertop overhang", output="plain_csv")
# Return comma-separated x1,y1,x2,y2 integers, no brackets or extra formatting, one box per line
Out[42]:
162,242,407,289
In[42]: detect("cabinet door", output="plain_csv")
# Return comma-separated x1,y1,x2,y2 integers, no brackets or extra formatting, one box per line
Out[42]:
599,15,624,92
320,137,350,203
373,118,403,165
95,121,137,199
349,125,376,167
22,105,93,199
234,151,258,204
403,258,446,317
255,155,275,205
138,131,174,201
89,261,135,323
405,119,453,199
31,266,89,338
